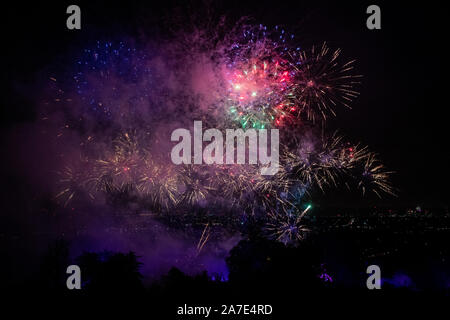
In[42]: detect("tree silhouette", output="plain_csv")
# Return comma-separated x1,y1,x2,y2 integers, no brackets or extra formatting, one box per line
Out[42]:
77,251,144,294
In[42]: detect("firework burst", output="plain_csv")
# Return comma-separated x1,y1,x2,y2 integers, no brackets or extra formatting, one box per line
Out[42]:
265,204,311,245
94,131,144,188
287,42,361,122
357,153,395,197
136,158,180,210
45,22,394,246
226,57,292,129
55,158,98,207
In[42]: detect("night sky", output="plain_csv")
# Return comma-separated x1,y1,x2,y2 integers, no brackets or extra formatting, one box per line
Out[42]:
2,2,450,311
1,0,448,209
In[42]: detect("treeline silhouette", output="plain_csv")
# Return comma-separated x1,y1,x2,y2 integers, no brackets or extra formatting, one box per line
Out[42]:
4,231,450,316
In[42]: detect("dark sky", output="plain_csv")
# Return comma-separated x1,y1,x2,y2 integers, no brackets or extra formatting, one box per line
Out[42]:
1,0,448,207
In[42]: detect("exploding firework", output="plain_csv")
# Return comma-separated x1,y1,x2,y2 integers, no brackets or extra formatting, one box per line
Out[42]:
45,21,393,246
55,158,98,207
208,164,259,206
225,57,292,129
286,42,361,122
136,157,180,210
265,204,312,245
177,165,215,207
223,24,299,129
94,131,144,189
281,133,350,191
357,153,395,197
71,41,154,123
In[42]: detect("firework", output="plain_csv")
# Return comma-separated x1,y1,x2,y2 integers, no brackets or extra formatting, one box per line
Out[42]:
208,164,257,205
286,42,361,122
71,41,153,122
45,25,393,246
55,158,98,207
265,205,311,245
357,153,395,197
196,223,211,255
281,133,345,191
225,57,292,129
223,24,299,129
136,157,179,210
177,165,215,207
94,131,144,189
